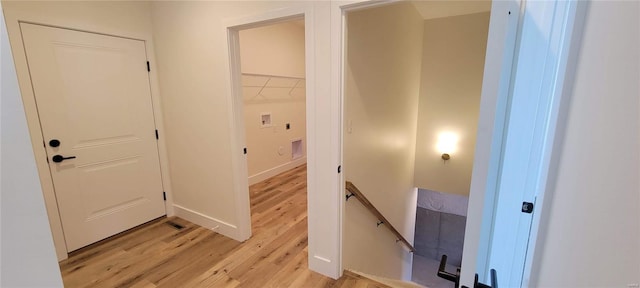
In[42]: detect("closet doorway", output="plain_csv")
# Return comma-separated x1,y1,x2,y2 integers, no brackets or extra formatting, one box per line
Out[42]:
235,18,308,232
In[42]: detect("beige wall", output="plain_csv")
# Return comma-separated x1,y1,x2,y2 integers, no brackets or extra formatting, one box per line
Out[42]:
150,1,295,236
343,2,423,280
531,1,640,285
414,12,490,197
240,21,305,78
240,22,307,184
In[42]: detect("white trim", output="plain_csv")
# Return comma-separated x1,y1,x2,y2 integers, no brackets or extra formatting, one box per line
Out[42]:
465,0,586,286
333,0,446,281
522,1,587,286
491,0,584,285
331,1,345,278
144,39,175,218
305,4,343,278
331,1,402,280
248,157,307,185
222,4,328,274
224,16,253,243
313,255,333,263
173,204,238,239
223,7,307,31
459,0,522,285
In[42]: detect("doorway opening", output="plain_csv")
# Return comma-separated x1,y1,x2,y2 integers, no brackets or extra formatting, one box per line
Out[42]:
231,17,308,238
227,14,308,243
341,1,491,286
239,19,307,187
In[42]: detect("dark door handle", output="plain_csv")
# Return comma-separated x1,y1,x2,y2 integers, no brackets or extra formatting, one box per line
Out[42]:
462,269,498,288
52,155,76,163
437,255,460,287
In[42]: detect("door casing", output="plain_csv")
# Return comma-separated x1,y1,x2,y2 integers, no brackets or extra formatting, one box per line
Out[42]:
222,5,336,277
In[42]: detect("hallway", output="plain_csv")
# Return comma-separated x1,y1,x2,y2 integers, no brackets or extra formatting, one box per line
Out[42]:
58,164,389,287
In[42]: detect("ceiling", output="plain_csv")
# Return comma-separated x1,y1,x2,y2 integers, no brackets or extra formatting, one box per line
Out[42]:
411,0,491,20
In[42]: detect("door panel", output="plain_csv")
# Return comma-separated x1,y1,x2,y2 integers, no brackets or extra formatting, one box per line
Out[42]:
479,1,580,286
21,23,165,252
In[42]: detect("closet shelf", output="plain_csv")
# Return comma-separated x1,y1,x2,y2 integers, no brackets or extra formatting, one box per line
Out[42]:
242,73,305,102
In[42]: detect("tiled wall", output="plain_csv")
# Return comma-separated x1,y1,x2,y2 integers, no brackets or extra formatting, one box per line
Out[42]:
414,189,467,267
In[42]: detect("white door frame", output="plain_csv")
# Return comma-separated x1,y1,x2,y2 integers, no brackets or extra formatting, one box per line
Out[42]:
460,0,522,285
4,19,174,261
224,7,309,242
224,4,333,274
330,0,415,280
463,0,587,286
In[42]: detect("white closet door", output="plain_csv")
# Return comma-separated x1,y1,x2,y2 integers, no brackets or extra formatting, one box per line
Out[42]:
21,23,165,251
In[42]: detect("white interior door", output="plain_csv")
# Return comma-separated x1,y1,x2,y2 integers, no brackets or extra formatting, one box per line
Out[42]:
20,23,165,252
479,1,582,286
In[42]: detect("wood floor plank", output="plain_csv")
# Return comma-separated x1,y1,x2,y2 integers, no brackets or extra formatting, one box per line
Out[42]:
262,247,309,288
153,235,241,288
230,222,308,286
59,164,392,288
89,227,213,288
128,279,157,288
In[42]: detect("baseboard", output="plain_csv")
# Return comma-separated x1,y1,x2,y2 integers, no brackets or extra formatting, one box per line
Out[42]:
248,157,307,185
309,254,340,279
173,204,241,241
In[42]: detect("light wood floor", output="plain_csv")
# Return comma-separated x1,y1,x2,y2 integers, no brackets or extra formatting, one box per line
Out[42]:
60,164,389,288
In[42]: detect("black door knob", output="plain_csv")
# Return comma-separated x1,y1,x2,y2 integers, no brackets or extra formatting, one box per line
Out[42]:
49,139,61,147
52,155,76,163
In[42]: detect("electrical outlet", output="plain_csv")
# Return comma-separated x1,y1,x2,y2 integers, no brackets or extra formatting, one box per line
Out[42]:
286,123,290,130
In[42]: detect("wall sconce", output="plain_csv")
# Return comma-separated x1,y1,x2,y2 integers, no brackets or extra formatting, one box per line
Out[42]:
436,132,459,162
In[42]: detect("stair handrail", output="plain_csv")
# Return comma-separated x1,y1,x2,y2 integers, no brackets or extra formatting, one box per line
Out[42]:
345,181,416,252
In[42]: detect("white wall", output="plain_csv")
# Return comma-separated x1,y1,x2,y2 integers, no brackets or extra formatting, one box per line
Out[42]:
0,2,63,285
414,12,490,197
530,1,640,286
240,22,307,184
1,0,165,261
343,2,423,280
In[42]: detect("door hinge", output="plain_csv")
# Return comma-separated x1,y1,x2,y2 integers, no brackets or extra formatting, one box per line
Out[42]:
338,165,342,173
155,129,159,140
163,191,166,201
243,148,247,155
147,61,151,72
